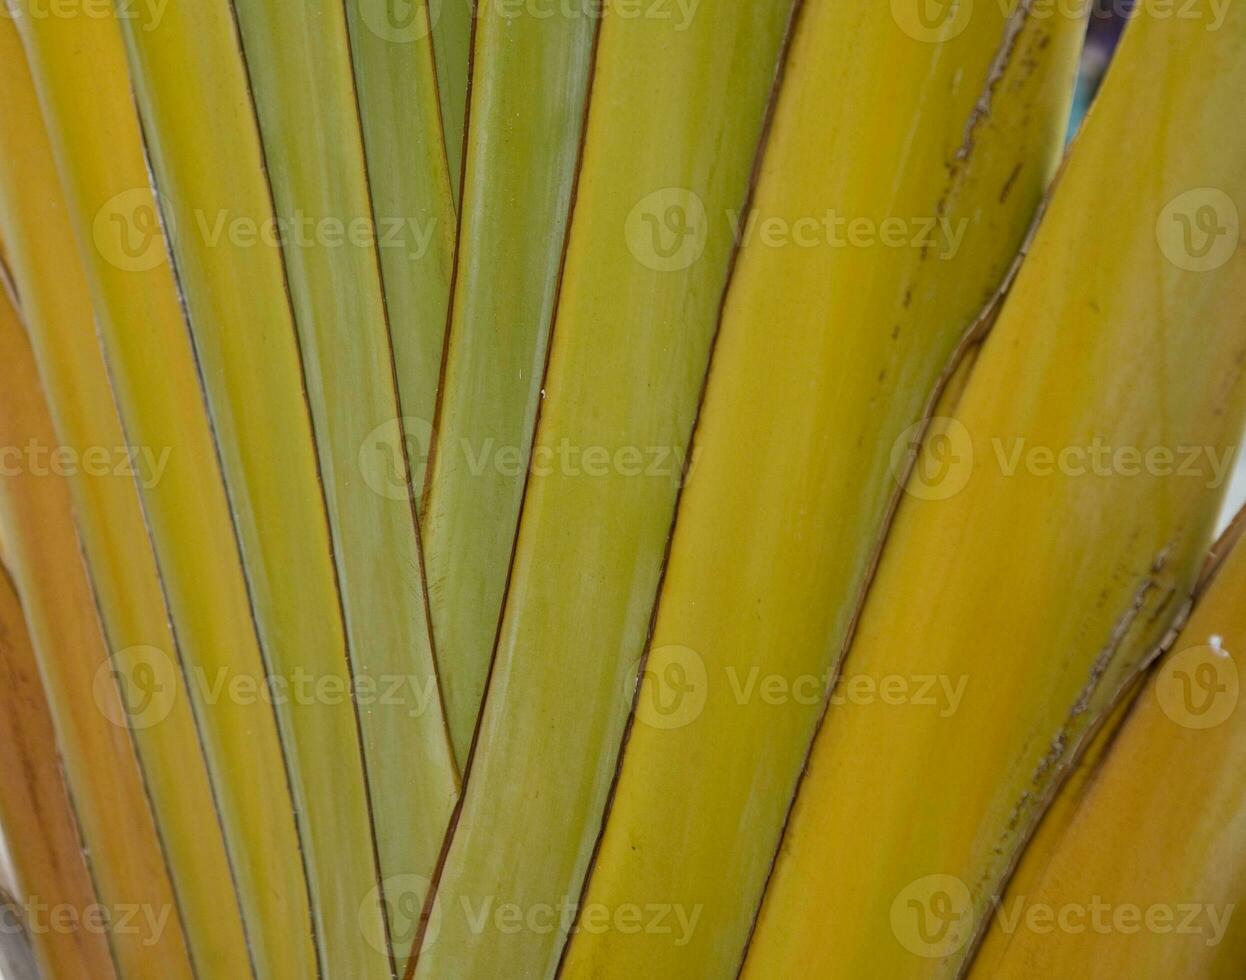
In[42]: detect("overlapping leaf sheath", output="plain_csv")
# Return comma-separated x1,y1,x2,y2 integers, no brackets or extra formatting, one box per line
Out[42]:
422,0,597,764
0,228,11,286
410,2,800,976
972,512,1246,978
0,268,192,977
345,0,458,465
0,554,115,979
0,19,252,977
430,0,474,204
560,2,1085,976
967,664,1149,938
118,4,401,975
229,1,460,967
744,4,1246,977
8,5,317,976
